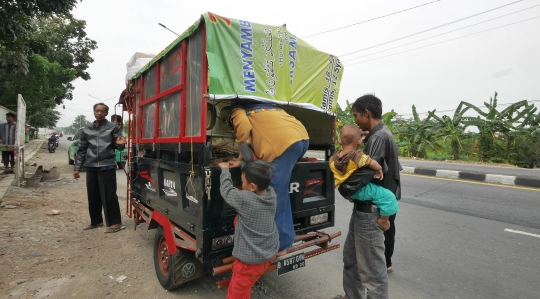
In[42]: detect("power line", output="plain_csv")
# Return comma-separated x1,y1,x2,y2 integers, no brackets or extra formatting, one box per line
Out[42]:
399,99,540,117
345,15,540,66
339,0,524,57
343,5,540,63
302,0,443,38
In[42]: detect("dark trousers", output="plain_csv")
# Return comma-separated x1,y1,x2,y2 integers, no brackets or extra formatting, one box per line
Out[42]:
2,151,14,165
384,213,396,267
86,169,122,227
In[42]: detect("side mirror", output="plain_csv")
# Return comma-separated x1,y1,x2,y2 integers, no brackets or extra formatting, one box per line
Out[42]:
67,137,72,141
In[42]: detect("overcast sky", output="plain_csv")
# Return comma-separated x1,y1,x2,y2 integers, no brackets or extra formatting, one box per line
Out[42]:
58,0,540,127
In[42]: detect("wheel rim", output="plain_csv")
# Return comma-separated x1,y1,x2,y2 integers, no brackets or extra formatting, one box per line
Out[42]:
157,236,170,276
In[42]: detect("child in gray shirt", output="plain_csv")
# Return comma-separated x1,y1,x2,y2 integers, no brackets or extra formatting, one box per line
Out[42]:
219,160,279,299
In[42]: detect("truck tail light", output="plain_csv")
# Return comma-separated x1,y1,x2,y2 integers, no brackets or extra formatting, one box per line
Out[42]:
212,234,234,250
309,213,328,225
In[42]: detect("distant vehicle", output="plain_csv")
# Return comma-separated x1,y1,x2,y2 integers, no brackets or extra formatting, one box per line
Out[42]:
67,128,127,168
47,135,58,153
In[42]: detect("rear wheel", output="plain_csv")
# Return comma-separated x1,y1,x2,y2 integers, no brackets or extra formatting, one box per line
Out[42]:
153,226,203,290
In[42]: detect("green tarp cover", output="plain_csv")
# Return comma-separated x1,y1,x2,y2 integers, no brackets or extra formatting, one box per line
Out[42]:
134,12,344,113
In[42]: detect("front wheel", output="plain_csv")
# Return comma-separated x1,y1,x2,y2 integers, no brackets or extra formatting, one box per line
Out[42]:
153,226,203,290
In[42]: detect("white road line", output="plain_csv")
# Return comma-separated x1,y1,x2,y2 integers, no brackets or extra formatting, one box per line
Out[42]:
504,228,540,239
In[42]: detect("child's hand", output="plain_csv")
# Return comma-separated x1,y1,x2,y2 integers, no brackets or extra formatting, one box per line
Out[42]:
228,159,241,168
374,169,384,180
218,162,229,169
377,217,390,231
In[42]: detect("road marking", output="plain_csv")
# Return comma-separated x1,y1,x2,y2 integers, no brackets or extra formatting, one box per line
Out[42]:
504,228,540,239
401,166,415,173
485,174,516,185
436,169,459,179
401,173,540,192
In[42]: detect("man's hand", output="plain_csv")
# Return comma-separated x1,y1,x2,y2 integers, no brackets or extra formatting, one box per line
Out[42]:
116,136,127,145
236,151,244,161
374,169,384,180
228,159,241,168
218,162,229,169
377,217,390,231
73,170,80,180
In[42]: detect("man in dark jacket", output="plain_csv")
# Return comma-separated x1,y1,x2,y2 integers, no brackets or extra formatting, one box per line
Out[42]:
337,94,401,299
73,103,127,233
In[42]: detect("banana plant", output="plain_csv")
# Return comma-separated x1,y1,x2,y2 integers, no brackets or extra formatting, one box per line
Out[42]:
394,105,439,158
382,109,397,132
461,92,531,161
428,101,471,160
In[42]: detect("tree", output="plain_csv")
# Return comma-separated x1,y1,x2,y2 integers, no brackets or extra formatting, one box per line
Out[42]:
382,109,397,132
0,8,97,129
32,13,97,83
394,105,439,158
462,92,533,161
0,0,79,74
0,54,76,124
71,114,91,129
428,101,471,160
30,108,61,128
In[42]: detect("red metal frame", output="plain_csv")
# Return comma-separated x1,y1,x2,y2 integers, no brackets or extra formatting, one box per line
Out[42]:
131,200,198,254
133,37,208,145
126,25,209,219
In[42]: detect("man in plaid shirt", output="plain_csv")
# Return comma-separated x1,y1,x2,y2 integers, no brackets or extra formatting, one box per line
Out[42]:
219,160,279,299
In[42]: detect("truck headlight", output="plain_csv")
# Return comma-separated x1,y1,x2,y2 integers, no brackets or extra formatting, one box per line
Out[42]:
310,213,328,225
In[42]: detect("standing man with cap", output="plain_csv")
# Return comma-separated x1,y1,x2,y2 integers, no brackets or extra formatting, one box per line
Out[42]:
74,103,127,233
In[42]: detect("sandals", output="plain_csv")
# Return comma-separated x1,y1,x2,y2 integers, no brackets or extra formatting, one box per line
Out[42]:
104,225,125,233
83,223,104,230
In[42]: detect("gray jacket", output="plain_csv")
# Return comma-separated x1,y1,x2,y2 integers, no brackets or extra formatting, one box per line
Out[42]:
0,122,16,145
364,122,401,200
75,120,124,170
220,168,279,264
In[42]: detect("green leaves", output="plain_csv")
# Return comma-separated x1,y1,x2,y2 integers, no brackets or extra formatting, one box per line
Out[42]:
336,92,538,166
0,2,97,128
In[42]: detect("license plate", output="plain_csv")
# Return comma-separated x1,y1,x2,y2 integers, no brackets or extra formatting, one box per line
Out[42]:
277,252,305,276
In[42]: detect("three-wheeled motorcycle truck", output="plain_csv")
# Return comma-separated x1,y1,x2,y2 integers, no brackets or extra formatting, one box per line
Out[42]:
118,12,344,290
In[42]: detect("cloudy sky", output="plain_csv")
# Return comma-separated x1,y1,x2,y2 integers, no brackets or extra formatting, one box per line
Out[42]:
58,0,540,126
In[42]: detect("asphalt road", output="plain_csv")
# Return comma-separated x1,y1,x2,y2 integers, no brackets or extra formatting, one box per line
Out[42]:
399,159,540,178
106,143,540,299
306,150,540,177
245,173,540,299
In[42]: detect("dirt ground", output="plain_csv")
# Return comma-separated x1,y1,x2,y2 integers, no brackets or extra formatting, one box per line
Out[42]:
0,141,275,299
